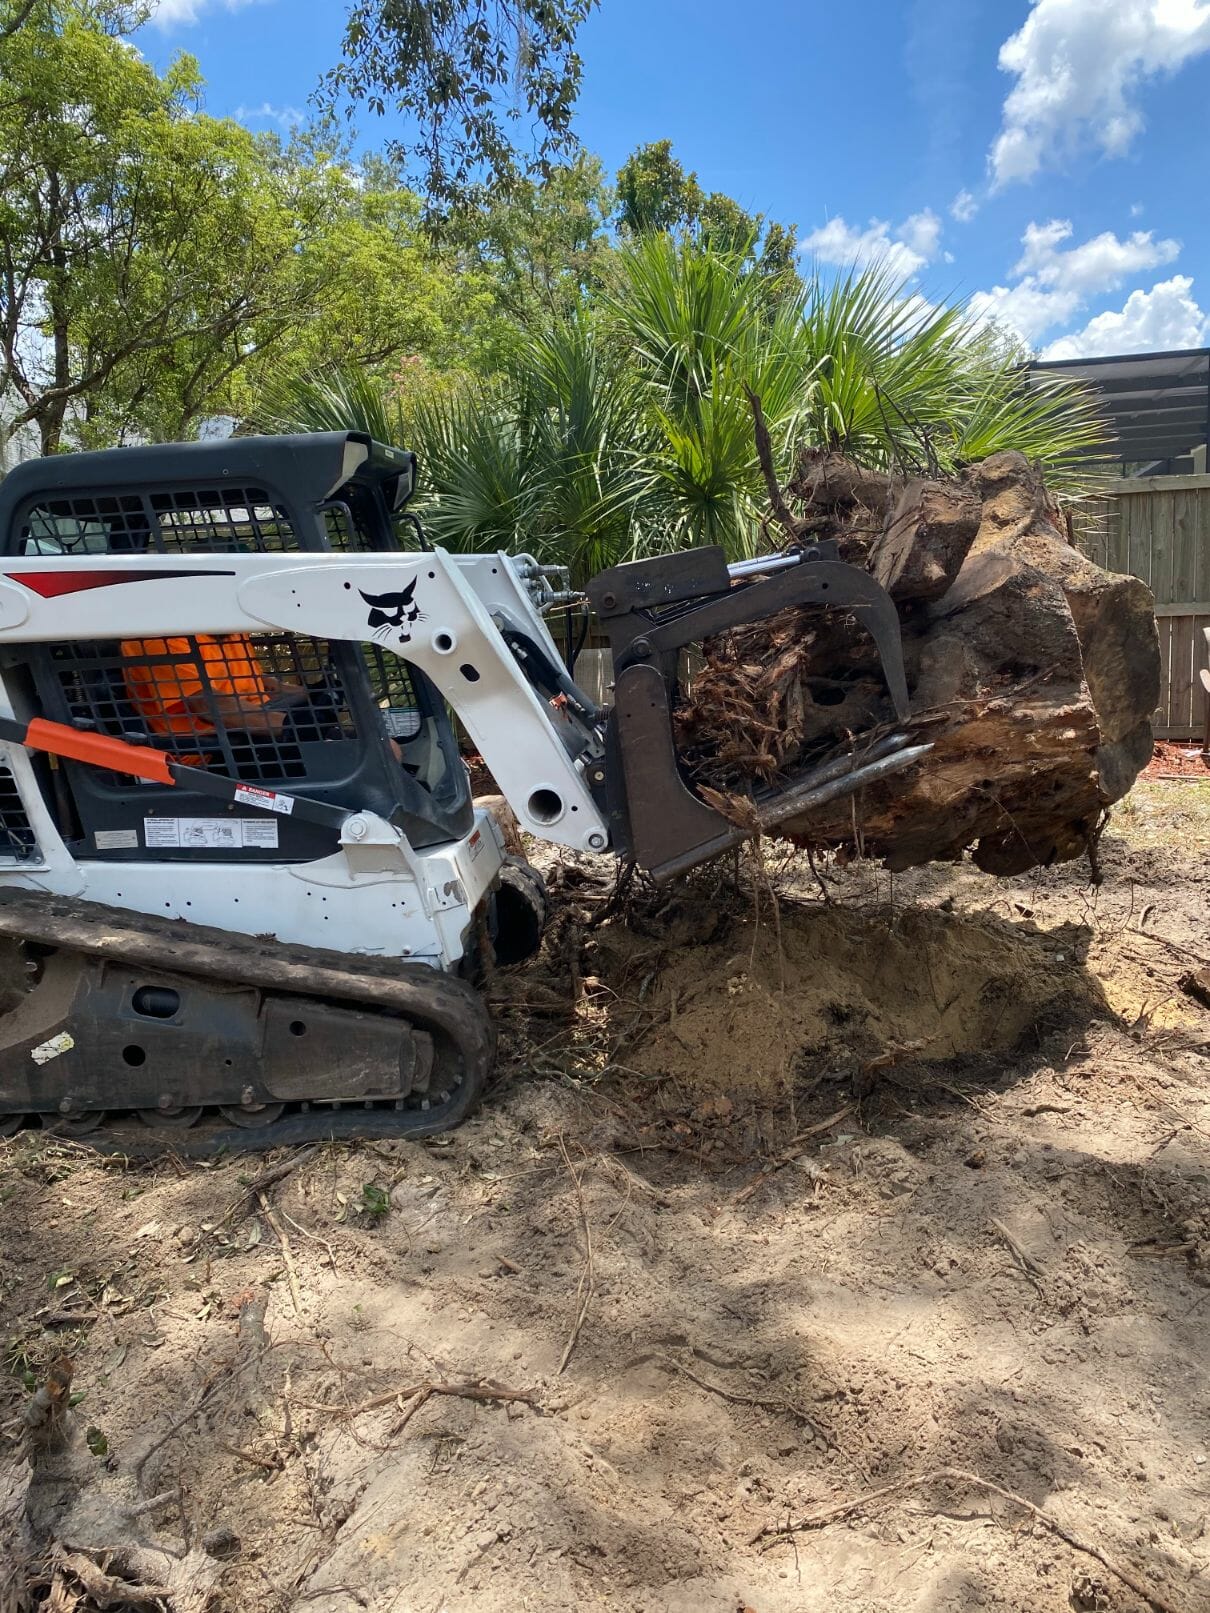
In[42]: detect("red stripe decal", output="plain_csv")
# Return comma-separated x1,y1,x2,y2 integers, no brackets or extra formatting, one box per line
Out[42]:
8,569,232,598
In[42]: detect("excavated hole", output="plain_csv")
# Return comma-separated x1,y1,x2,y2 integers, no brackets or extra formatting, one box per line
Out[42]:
590,899,1102,1099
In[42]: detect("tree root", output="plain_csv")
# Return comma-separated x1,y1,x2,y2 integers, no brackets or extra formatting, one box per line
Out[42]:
750,1465,1183,1613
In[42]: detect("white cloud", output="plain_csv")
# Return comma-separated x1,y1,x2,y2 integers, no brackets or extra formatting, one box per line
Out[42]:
897,209,943,260
1012,219,1179,291
969,218,1183,345
950,188,978,223
235,101,305,129
1040,275,1209,359
148,0,258,27
969,281,1084,347
990,0,1210,187
802,208,943,279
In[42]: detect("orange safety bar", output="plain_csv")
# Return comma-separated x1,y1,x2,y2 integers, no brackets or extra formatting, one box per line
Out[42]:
24,717,175,786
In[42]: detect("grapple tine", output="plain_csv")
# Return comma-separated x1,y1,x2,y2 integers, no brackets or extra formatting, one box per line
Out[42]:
590,546,920,880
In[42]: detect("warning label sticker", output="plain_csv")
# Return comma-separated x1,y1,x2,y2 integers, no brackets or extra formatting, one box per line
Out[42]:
144,818,279,850
233,785,295,816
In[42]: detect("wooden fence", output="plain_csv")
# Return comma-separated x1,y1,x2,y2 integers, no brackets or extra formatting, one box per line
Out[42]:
1075,475,1210,739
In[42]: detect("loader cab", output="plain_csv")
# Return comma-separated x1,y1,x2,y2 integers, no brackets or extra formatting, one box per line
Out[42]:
0,432,472,865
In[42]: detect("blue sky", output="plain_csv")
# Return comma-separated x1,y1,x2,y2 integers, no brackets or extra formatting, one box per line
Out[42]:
138,0,1210,359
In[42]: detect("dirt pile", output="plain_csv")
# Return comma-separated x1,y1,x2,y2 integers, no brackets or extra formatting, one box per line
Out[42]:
675,449,1161,876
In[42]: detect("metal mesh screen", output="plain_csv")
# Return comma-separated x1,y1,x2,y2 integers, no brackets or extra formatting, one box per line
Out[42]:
322,501,360,552
0,762,37,859
361,644,423,741
19,487,297,556
50,634,359,785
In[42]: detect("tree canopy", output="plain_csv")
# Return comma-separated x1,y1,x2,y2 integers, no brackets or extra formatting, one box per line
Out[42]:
0,1,332,452
0,2,501,455
327,0,599,214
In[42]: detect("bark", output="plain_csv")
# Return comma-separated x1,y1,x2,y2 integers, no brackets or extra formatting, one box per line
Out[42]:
677,451,1160,876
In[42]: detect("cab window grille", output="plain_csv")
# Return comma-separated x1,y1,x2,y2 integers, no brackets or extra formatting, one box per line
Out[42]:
362,643,423,741
149,487,295,553
321,501,360,552
19,487,297,556
49,634,359,787
0,763,37,859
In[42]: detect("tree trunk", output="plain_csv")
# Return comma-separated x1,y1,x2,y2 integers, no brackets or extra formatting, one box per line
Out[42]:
677,451,1160,876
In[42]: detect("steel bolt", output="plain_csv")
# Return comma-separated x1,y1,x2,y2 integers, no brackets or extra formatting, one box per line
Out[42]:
601,591,617,609
631,637,652,659
345,815,368,841
241,1085,255,1106
587,832,607,851
59,1097,72,1114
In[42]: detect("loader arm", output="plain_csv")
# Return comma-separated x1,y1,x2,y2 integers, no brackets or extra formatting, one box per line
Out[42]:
0,548,610,855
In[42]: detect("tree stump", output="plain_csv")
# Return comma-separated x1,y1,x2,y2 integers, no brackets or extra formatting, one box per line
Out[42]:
677,451,1160,875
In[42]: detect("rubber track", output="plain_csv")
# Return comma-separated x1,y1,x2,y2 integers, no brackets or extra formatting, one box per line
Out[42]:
0,890,496,1155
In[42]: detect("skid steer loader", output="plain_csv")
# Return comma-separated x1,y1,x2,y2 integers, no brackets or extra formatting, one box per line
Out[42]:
0,431,926,1152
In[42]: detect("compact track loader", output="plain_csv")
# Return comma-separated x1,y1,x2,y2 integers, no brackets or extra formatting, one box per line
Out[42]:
0,432,925,1151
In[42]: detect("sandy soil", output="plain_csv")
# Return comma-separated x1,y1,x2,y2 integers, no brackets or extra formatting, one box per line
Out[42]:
1,779,1208,1613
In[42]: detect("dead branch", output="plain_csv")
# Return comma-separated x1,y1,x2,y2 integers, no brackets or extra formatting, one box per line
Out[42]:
652,1354,835,1450
557,1135,596,1374
988,1217,1046,1280
745,386,800,546
731,1106,855,1205
298,1378,540,1420
49,1547,170,1608
259,1191,303,1315
749,1465,1182,1613
224,1145,318,1224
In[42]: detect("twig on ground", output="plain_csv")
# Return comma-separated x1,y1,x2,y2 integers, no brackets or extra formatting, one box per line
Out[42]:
731,1107,855,1206
258,1191,303,1315
124,1491,175,1519
225,1146,318,1224
1128,930,1210,969
132,1374,225,1493
652,1354,835,1450
749,1465,1181,1613
297,1378,539,1420
988,1217,1046,1281
218,1441,283,1472
557,1135,596,1375
280,1208,338,1273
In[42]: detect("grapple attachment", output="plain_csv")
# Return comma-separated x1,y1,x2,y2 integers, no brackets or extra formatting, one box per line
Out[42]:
587,543,930,882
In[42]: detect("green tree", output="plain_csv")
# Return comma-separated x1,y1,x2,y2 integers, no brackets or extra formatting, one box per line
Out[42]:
0,0,40,40
328,0,598,214
264,243,1108,577
614,140,801,294
231,151,497,406
0,1,337,454
0,2,486,454
445,153,614,366
616,140,704,236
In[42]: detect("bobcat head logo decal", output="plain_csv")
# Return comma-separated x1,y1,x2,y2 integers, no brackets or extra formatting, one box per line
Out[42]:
360,578,424,645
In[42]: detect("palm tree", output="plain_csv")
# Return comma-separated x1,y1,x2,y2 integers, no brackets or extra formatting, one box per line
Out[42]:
254,242,1109,578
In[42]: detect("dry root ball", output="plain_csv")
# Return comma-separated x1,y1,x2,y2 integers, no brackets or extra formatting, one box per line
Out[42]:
676,451,1160,876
